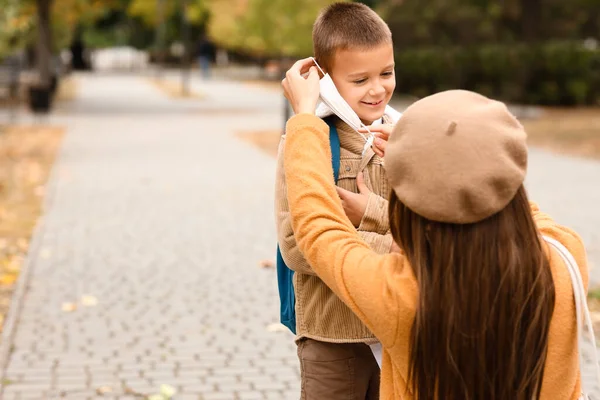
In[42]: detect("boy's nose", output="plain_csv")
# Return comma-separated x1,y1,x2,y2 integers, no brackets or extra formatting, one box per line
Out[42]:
369,83,386,97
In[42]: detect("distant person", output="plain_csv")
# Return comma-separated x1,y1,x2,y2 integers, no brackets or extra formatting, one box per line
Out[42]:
70,36,87,71
196,36,213,79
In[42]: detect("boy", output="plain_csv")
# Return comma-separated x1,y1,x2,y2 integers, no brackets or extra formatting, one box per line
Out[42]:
274,3,398,399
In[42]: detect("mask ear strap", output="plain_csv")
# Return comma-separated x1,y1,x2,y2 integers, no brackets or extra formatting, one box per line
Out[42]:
358,122,375,156
311,57,326,76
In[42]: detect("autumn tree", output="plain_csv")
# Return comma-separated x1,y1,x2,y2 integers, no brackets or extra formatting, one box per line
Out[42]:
206,0,346,58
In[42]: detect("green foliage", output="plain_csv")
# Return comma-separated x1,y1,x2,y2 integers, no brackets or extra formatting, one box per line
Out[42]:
394,41,600,106
207,0,345,58
127,0,209,26
0,0,33,57
387,0,599,46
0,0,126,57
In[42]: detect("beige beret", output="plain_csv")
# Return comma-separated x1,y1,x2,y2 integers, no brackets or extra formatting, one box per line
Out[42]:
385,90,528,224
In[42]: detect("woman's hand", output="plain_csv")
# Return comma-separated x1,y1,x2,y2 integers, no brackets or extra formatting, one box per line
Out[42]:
281,58,321,115
359,124,393,158
335,172,371,227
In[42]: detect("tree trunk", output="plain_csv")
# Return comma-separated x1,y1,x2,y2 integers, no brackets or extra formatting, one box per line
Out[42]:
520,0,541,42
155,0,166,76
36,0,53,87
180,0,191,95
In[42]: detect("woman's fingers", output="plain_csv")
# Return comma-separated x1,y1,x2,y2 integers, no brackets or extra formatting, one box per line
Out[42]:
374,131,390,141
358,123,393,139
373,137,387,157
287,58,317,78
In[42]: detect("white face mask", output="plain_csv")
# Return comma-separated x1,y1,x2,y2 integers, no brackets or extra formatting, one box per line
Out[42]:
311,58,375,156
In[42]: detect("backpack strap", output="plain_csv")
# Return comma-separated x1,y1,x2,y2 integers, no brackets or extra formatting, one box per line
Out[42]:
542,236,600,398
325,116,341,183
276,117,341,335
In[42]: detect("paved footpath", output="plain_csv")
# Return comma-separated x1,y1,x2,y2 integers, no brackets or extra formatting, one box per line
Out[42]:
0,71,599,399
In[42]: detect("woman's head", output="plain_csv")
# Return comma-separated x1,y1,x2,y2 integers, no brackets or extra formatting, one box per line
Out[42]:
384,90,555,398
385,90,528,225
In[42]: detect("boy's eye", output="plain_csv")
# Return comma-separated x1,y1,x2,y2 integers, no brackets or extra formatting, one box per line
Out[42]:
353,78,367,84
382,71,394,76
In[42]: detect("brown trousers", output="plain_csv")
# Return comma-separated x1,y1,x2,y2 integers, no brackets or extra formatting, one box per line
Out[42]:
297,339,380,400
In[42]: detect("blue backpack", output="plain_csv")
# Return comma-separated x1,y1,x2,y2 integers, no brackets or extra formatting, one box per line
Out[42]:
276,117,340,334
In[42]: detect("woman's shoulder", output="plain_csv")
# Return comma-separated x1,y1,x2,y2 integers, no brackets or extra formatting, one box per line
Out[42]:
532,202,588,288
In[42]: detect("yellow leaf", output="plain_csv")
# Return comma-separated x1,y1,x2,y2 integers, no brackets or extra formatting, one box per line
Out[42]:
266,322,289,333
81,295,98,307
62,302,77,312
0,273,18,286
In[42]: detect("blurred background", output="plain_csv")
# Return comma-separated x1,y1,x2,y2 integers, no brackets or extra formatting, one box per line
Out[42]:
1,0,599,108
1,0,599,153
0,1,599,399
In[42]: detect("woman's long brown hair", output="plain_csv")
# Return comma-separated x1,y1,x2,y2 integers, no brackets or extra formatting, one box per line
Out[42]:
389,185,555,399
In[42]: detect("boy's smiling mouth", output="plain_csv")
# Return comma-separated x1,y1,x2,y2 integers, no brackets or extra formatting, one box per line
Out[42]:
361,100,384,106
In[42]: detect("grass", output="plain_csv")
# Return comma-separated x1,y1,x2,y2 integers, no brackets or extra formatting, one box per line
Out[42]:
147,78,205,99
588,289,600,336
0,75,75,332
242,79,282,93
0,125,65,331
236,129,283,157
522,107,600,159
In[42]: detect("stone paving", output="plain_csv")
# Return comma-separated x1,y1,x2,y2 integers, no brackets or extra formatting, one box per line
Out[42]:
0,71,599,399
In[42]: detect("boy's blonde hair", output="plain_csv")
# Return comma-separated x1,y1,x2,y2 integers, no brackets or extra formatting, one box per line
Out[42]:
312,2,392,73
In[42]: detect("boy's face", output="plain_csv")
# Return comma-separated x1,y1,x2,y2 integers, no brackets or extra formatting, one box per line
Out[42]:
328,43,396,125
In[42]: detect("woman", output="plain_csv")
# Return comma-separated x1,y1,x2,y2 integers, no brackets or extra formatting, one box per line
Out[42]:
280,58,589,399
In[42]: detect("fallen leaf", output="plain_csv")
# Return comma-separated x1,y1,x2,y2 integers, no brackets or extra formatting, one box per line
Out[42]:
81,295,98,307
259,259,274,269
266,322,289,333
95,386,112,394
160,384,177,397
4,256,22,274
16,238,28,251
123,386,137,395
61,302,77,312
0,274,17,286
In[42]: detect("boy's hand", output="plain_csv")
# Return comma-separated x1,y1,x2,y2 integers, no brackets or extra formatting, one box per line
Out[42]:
336,172,371,227
281,58,321,115
358,124,393,158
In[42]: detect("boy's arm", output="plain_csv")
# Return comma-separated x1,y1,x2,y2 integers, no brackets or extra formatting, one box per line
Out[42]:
358,193,390,236
358,230,394,254
275,136,318,276
338,179,393,253
357,194,394,254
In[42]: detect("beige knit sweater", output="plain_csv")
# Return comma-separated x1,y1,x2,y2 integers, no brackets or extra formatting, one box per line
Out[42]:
275,116,393,343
